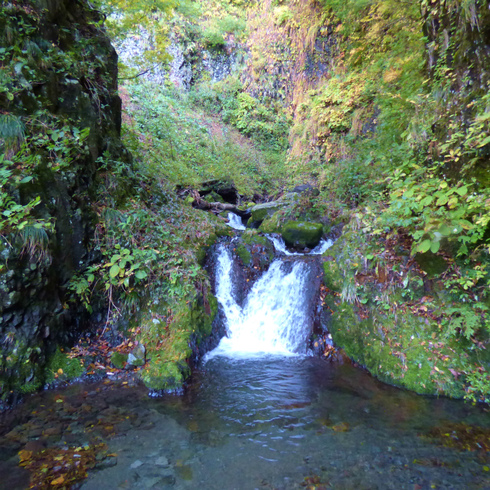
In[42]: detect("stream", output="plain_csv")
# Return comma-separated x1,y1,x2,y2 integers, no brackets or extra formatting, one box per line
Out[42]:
1,215,489,489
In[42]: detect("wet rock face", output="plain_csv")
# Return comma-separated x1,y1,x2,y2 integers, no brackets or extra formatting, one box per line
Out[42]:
0,0,124,397
232,231,276,288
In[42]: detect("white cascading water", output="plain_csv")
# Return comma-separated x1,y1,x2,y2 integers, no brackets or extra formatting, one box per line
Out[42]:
207,245,312,359
226,212,246,231
268,235,333,256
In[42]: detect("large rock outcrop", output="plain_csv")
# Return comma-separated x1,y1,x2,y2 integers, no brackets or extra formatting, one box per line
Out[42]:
0,0,126,397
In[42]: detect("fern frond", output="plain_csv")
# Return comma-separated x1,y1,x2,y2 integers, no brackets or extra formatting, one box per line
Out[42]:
18,224,51,263
0,114,25,156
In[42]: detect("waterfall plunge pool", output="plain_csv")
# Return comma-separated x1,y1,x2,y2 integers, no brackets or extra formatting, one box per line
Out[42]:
1,233,489,489
1,358,489,489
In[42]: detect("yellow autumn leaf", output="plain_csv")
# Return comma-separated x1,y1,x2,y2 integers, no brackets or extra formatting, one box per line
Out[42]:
51,475,65,485
18,450,32,463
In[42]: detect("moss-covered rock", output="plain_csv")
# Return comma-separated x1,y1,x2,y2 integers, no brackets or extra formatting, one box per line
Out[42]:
110,351,128,370
325,293,466,398
44,347,84,385
137,287,218,392
258,212,283,234
321,218,486,400
0,0,123,399
234,230,275,269
249,202,286,226
195,217,232,265
281,221,323,249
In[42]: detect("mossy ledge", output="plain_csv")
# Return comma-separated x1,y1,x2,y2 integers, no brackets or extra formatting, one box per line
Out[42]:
322,219,489,399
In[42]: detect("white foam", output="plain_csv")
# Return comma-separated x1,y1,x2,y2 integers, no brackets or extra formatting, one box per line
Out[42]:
226,212,246,231
206,246,311,360
268,236,333,256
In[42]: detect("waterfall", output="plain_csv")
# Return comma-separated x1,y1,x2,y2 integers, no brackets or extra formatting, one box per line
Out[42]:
268,236,333,256
226,212,246,231
207,245,317,359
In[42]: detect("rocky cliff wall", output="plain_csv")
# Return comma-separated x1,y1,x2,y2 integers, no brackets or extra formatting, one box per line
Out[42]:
0,0,126,398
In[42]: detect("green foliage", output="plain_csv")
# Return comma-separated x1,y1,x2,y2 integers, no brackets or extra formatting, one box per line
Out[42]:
274,5,294,25
229,92,291,151
0,154,53,245
202,28,226,48
200,14,246,49
385,164,490,256
96,0,176,71
123,80,287,194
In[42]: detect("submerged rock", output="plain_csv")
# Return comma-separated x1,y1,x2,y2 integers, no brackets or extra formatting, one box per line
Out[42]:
281,221,323,250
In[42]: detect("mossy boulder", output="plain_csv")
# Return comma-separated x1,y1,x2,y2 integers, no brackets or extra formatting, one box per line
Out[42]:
321,218,479,399
249,202,286,226
234,230,275,268
110,351,128,369
259,212,283,234
325,293,466,398
281,221,323,249
137,288,218,392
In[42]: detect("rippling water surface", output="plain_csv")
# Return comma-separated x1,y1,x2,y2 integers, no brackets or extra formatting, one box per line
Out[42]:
1,356,489,489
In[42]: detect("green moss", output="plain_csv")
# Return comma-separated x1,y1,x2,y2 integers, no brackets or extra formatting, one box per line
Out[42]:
137,287,217,392
323,260,343,292
140,357,188,392
259,212,282,233
235,245,251,266
110,351,128,369
19,380,43,395
250,202,285,224
45,347,84,383
234,230,274,268
281,220,323,249
327,299,466,397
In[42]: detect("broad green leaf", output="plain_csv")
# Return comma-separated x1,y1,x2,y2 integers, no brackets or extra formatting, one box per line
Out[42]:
476,135,490,148
135,270,147,280
458,219,473,230
109,264,120,278
430,241,440,253
417,239,432,253
456,186,468,197
448,196,458,208
436,195,448,206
